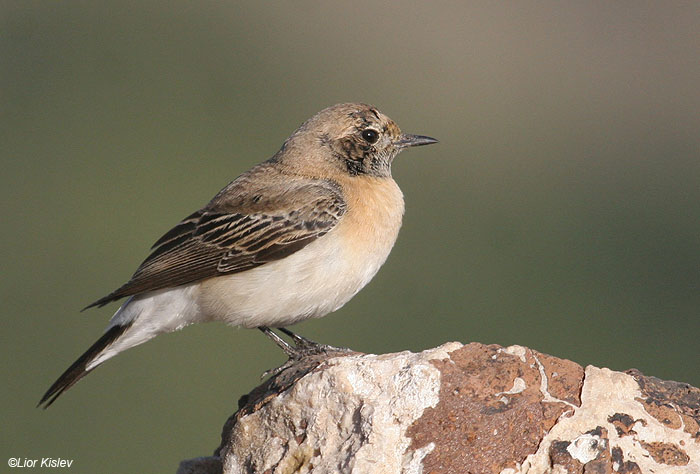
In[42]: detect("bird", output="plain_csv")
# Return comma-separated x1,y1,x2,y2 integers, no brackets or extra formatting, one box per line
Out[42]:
38,103,437,408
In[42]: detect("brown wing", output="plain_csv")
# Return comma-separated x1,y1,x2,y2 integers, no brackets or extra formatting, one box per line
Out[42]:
84,183,346,309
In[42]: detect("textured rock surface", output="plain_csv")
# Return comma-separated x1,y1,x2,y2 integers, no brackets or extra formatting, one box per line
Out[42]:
178,342,700,474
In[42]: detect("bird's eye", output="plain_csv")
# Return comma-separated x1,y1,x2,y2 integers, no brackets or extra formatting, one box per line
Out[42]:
361,129,379,144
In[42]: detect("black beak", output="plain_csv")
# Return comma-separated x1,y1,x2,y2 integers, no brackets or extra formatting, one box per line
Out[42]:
395,134,439,149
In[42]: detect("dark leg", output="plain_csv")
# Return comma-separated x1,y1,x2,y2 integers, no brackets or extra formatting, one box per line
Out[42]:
276,327,350,354
277,327,326,349
258,326,353,378
258,326,297,358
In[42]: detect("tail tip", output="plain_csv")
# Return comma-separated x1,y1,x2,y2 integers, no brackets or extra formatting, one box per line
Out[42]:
37,323,130,409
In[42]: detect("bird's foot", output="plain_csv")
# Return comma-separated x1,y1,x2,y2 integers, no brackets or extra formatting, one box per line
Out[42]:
258,326,353,378
277,327,352,355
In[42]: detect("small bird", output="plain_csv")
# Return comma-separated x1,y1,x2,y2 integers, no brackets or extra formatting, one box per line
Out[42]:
39,103,437,407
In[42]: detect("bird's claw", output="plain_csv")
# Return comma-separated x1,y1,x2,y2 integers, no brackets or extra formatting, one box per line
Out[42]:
258,326,353,379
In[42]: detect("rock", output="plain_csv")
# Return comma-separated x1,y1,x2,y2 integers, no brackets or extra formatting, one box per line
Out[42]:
177,342,700,474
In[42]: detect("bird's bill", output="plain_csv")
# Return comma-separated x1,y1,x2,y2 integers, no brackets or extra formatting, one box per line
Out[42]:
394,134,438,148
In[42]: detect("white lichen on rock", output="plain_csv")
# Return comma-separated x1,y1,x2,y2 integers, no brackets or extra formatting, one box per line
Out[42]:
512,366,700,473
220,342,461,474
180,342,699,474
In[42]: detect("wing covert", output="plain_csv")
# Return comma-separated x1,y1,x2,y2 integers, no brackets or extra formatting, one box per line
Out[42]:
84,182,345,309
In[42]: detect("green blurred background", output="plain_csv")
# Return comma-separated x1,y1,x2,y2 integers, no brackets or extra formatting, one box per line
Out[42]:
2,1,699,472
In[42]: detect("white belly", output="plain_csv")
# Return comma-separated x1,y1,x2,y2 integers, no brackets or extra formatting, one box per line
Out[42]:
196,225,395,327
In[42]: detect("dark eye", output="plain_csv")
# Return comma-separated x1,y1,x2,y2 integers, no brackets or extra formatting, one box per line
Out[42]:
361,129,379,144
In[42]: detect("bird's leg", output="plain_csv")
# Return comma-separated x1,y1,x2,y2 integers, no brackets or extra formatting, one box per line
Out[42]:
258,326,353,378
258,326,297,358
276,327,315,347
277,327,352,354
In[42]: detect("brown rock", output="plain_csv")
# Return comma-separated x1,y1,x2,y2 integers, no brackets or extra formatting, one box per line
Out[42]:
640,441,690,466
549,440,584,473
406,344,583,473
178,343,700,474
607,413,638,437
627,369,700,443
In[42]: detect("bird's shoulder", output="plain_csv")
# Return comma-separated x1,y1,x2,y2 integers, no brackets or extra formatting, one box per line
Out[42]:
206,161,346,218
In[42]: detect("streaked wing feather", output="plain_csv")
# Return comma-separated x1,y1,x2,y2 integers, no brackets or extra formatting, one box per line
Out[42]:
84,186,345,309
150,210,202,249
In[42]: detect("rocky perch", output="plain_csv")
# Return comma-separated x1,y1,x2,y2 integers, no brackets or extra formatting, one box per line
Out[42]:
178,342,699,474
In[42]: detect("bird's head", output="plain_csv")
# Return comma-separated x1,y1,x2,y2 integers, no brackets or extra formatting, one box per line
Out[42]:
277,103,437,178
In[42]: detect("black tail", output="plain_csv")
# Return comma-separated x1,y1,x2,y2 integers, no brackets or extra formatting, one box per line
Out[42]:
38,323,130,408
